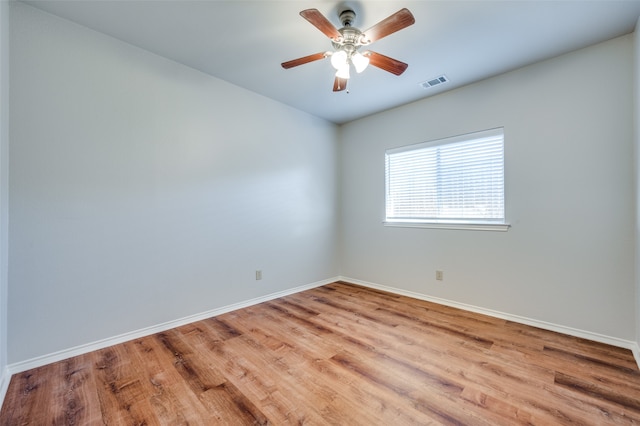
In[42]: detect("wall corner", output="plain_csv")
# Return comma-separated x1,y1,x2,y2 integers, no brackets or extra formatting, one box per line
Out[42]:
634,15,640,357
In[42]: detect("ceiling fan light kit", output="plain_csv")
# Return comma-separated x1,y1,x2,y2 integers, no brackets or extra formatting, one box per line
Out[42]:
335,62,350,79
351,52,370,73
282,7,415,92
330,50,348,70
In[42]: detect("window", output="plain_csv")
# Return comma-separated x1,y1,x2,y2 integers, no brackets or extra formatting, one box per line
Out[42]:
385,128,508,231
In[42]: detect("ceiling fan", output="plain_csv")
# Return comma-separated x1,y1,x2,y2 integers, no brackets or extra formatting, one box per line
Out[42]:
281,7,415,92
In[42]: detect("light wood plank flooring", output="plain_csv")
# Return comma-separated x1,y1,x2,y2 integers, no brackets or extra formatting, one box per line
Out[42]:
2,281,640,425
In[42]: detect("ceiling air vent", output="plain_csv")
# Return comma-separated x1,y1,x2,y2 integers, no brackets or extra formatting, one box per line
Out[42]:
419,75,449,89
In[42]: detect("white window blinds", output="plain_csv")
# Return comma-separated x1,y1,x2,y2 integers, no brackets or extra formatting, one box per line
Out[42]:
385,128,505,225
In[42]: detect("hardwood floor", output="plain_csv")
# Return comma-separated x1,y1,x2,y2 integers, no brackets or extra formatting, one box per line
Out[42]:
2,281,640,425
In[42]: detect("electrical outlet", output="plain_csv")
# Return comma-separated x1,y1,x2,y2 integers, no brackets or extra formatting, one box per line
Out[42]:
435,270,444,281
255,270,262,280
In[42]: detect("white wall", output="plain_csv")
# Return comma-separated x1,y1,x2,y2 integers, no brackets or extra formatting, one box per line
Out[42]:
6,1,638,366
8,3,339,363
340,35,635,340
0,0,9,380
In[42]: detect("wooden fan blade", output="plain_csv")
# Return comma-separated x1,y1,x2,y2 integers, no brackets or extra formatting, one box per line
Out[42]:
300,9,341,40
281,52,327,69
365,51,408,75
333,77,348,92
362,8,415,43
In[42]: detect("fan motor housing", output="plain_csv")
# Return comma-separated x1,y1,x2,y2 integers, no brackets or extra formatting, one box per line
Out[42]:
333,27,364,52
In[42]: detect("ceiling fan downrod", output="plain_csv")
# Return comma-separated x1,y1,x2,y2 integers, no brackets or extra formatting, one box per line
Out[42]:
339,9,356,27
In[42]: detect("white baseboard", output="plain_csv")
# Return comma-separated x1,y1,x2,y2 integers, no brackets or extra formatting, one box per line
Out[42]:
0,366,10,407
632,343,640,371
339,276,640,369
7,276,339,375
5,275,640,385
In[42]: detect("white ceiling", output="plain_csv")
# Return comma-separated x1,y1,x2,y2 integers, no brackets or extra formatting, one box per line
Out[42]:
21,0,640,124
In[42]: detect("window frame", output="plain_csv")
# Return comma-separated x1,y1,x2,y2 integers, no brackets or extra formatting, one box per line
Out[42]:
384,128,510,232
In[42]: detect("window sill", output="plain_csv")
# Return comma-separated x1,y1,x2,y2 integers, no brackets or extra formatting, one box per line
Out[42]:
383,221,511,232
